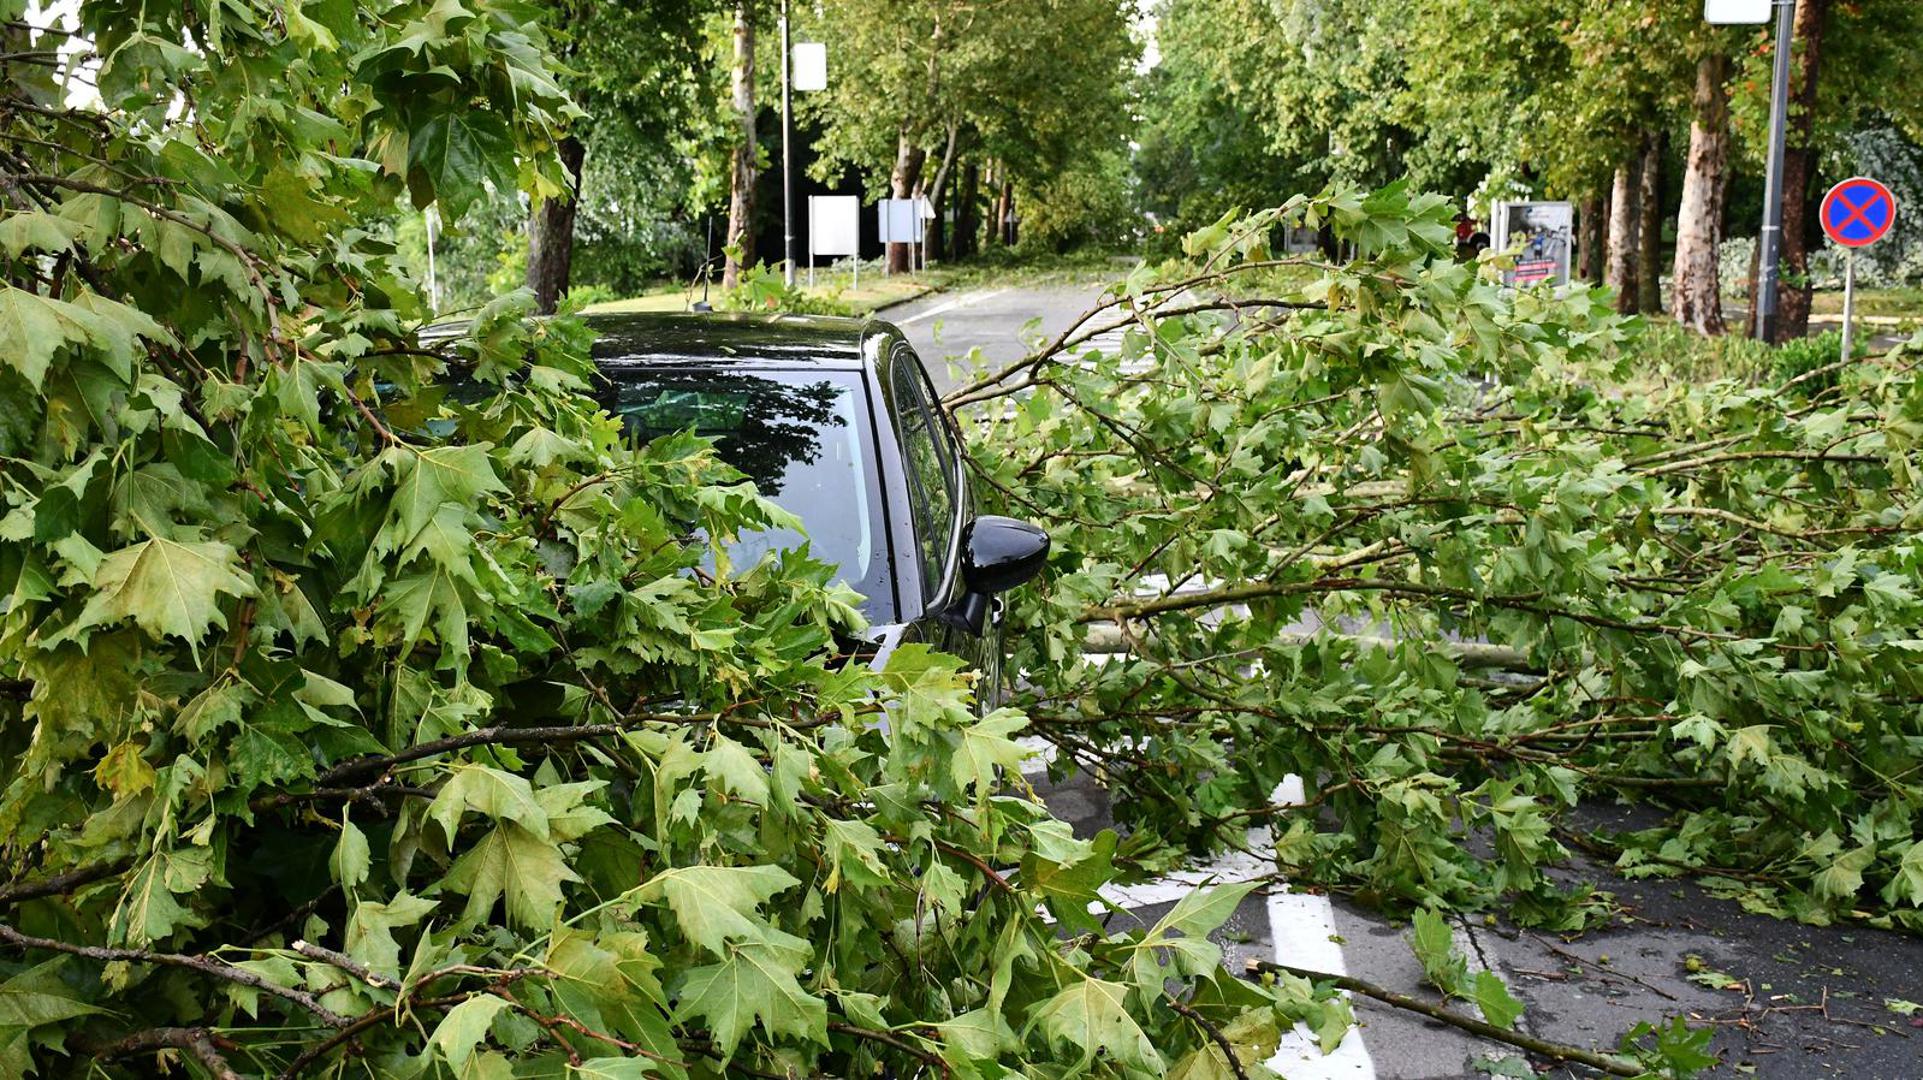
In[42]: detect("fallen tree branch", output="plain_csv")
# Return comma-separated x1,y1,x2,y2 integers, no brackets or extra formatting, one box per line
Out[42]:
90,1026,245,1080
1242,958,1642,1077
0,922,350,1027
0,859,129,906
1080,623,1534,670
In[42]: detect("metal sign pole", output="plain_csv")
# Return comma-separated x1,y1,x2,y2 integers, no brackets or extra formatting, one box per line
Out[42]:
1840,249,1855,363
779,0,795,287
1753,0,1796,341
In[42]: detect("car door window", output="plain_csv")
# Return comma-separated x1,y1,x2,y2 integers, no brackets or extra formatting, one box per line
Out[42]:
892,350,957,603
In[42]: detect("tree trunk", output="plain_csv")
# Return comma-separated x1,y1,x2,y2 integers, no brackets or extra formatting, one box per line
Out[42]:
1671,51,1732,335
923,124,963,262
885,134,926,274
1605,156,1642,315
526,135,586,315
722,2,757,290
1773,0,1829,342
1636,130,1665,315
1577,195,1605,285
993,176,1015,247
955,160,980,259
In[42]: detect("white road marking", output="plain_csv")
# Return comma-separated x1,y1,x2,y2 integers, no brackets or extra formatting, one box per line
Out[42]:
1265,776,1379,1079
893,288,1011,326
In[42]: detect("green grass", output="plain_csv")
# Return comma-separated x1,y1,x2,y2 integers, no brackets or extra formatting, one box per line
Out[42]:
1808,285,1923,318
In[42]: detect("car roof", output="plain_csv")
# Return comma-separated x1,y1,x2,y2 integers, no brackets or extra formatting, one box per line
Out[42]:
583,311,880,372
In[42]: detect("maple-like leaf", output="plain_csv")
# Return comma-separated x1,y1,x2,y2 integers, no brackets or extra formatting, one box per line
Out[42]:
442,821,579,929
627,865,800,956
672,939,826,1055
1028,975,1165,1073
69,537,256,646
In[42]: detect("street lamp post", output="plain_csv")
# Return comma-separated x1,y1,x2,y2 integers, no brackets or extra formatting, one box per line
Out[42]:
1753,0,1796,342
780,0,795,286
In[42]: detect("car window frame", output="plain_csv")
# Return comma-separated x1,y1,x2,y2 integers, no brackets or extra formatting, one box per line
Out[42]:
889,344,963,611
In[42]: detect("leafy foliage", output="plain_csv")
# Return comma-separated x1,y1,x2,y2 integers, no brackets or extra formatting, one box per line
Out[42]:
955,186,1923,934
0,2,1335,1076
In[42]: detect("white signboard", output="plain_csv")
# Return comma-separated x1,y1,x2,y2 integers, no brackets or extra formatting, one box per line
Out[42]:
793,43,827,92
1491,200,1574,287
1704,0,1771,23
809,195,859,256
877,198,923,244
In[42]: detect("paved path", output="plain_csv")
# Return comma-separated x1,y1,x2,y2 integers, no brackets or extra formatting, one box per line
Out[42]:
882,281,1111,393
908,281,1923,1079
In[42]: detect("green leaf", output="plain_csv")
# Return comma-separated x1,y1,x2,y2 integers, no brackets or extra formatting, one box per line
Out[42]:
1409,908,1467,996
1882,841,1923,908
332,810,370,890
570,1060,657,1080
1028,976,1165,1073
442,821,578,929
0,211,85,258
429,764,550,842
1472,970,1524,1030
344,892,439,980
628,866,800,956
704,733,770,806
672,940,827,1055
0,960,105,1027
0,285,87,387
431,993,511,1070
406,111,516,217
388,445,504,542
69,537,256,647
110,848,213,945
951,708,1031,798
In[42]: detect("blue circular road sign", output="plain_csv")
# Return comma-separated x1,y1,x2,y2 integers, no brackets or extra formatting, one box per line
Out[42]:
1821,177,1896,248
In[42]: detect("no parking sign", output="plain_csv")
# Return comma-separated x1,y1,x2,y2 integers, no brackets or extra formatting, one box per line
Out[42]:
1821,177,1896,248
1821,176,1896,362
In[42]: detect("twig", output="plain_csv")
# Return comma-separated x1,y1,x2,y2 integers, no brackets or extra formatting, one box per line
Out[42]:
1243,958,1642,1076
1166,993,1252,1080
0,859,129,906
90,1026,245,1080
0,922,350,1027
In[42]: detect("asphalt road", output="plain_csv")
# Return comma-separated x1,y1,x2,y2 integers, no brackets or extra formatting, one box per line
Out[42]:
882,281,1923,1080
882,280,1112,394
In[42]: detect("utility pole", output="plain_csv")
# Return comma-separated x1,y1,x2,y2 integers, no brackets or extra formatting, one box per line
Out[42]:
1753,0,1796,341
780,0,795,286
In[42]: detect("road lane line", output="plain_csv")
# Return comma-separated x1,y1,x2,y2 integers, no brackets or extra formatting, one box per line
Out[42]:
893,288,1010,325
1265,776,1378,1079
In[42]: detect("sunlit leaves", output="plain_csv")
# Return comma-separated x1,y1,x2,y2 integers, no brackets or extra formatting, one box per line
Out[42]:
68,538,257,647
1028,976,1165,1073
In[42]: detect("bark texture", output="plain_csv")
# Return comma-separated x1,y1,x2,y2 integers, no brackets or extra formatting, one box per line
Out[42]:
923,124,963,262
1671,51,1732,335
1636,131,1665,315
526,135,585,315
885,134,926,274
1578,196,1605,285
955,160,981,259
1773,0,1829,342
1605,157,1642,316
722,2,757,290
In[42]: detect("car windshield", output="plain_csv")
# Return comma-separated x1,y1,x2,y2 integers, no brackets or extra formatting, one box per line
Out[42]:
601,367,894,621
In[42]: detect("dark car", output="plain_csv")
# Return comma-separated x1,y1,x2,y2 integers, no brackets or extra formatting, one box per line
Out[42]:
580,312,1049,693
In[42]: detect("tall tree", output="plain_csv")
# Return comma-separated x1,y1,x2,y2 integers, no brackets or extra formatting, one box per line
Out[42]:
1672,50,1733,334
524,1,714,313
1635,130,1665,315
723,0,758,287
1606,155,1642,314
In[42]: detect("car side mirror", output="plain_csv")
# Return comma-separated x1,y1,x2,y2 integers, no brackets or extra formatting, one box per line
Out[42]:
961,515,1051,595
940,516,1050,636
